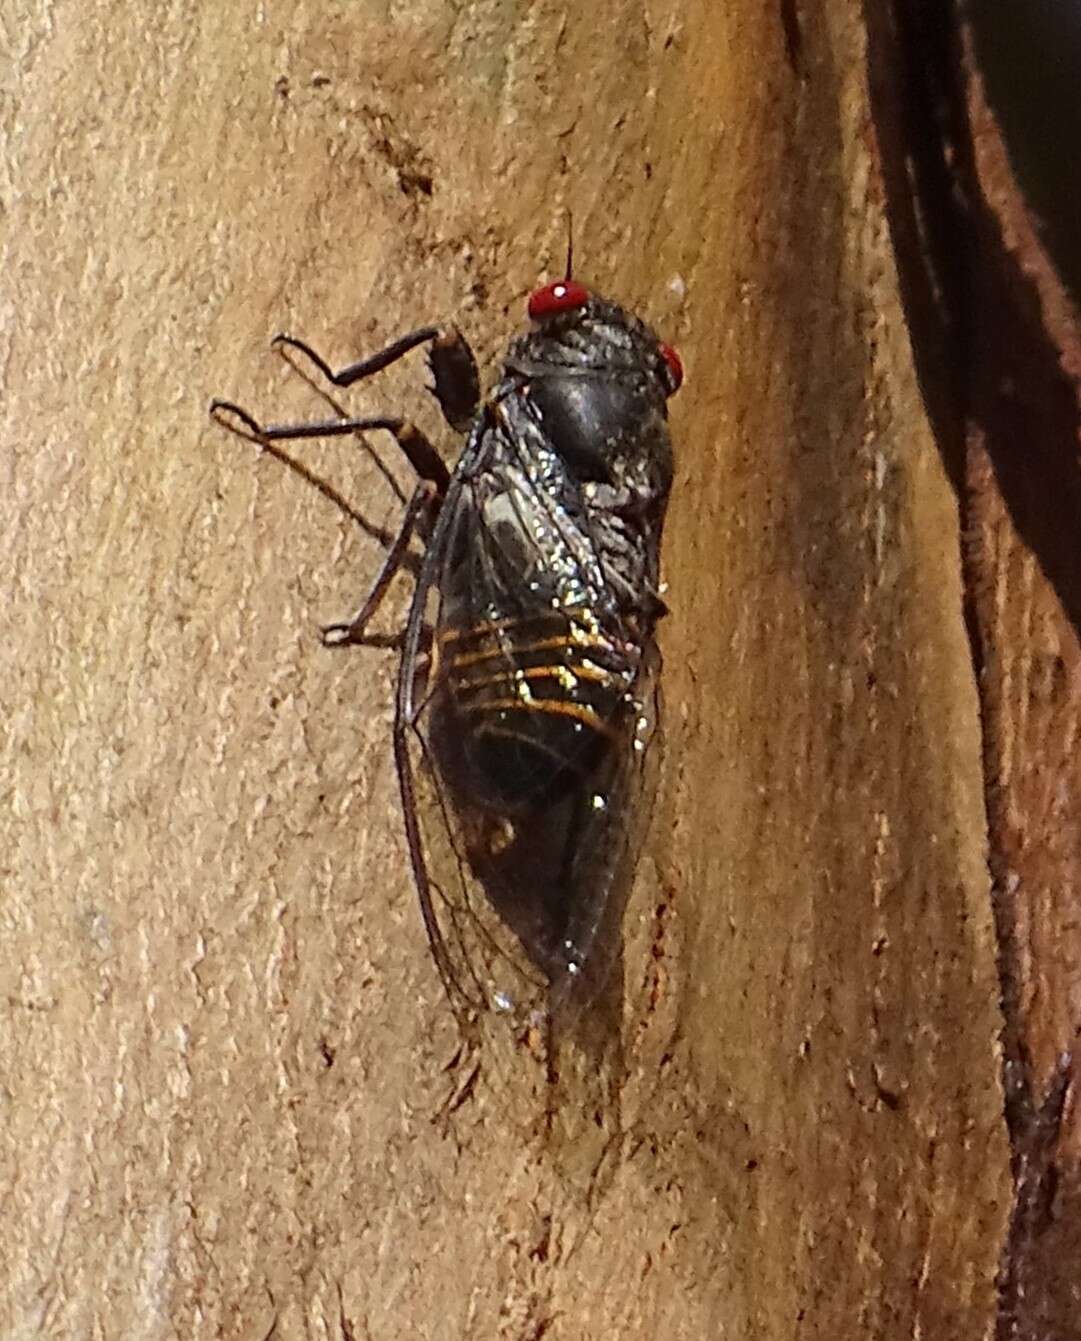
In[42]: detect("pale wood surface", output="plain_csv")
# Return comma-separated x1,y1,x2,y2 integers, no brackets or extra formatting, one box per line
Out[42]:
2,3,1006,1336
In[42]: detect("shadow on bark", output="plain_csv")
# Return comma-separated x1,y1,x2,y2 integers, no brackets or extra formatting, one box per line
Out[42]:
863,2,1081,1337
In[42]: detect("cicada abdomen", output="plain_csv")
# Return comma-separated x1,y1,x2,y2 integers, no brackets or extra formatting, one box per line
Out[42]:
447,599,644,791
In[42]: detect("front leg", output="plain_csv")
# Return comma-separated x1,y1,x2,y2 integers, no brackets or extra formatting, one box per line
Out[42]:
426,329,480,433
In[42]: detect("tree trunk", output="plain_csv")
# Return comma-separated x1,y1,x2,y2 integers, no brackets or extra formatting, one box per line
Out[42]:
3,2,1015,1337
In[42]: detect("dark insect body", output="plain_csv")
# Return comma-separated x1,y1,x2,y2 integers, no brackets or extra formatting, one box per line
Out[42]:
211,273,682,1022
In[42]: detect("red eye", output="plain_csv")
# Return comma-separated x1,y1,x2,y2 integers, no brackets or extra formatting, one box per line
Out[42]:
660,342,684,394
527,280,591,319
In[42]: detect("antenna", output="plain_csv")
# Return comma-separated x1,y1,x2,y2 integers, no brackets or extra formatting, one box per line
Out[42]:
564,210,574,281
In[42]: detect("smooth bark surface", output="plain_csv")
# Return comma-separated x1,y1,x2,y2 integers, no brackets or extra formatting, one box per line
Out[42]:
2,2,1006,1337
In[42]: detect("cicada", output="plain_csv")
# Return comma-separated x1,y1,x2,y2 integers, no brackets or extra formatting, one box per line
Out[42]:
211,271,682,1032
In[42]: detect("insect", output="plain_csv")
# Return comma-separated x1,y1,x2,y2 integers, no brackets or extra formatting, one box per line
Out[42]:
211,268,683,1024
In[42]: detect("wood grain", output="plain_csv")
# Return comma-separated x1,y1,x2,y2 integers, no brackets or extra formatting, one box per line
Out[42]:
1,2,1006,1336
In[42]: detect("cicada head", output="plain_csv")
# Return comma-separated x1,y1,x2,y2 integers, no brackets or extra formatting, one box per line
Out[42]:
524,280,683,399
